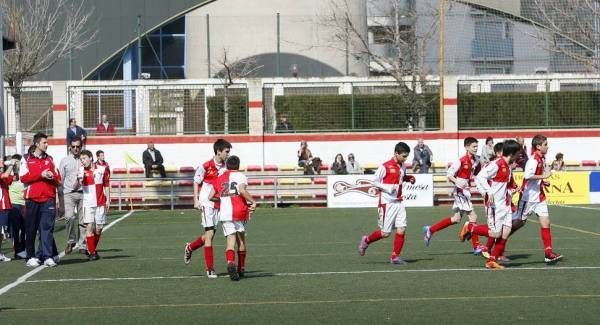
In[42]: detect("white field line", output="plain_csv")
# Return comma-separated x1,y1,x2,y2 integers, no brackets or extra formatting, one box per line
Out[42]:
23,265,600,284
0,211,135,297
557,205,600,211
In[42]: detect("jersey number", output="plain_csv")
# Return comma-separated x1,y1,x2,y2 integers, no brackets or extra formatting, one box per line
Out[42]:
220,182,239,197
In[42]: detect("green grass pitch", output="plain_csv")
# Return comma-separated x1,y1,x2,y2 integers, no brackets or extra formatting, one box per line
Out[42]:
1,205,599,324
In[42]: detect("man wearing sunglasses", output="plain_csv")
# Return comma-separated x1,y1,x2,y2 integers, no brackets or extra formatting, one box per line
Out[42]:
58,137,86,255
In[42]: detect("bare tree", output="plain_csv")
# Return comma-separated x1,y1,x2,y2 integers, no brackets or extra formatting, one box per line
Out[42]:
2,0,97,133
530,0,600,72
214,49,262,134
327,0,440,130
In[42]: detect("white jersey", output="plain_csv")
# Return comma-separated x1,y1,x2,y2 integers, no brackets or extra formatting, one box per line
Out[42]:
521,152,546,203
215,171,249,222
193,158,226,208
373,158,406,205
475,158,512,210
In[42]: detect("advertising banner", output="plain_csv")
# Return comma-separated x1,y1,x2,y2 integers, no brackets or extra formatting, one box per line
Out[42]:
327,174,434,208
512,171,590,205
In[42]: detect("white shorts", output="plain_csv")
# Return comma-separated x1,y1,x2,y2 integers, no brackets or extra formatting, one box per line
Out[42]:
201,206,219,228
222,220,247,236
512,200,549,221
83,206,107,225
486,204,512,234
377,202,407,234
452,189,473,214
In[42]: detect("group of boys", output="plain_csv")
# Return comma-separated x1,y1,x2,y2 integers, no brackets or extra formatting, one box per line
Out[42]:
183,139,257,281
0,133,111,266
359,134,563,269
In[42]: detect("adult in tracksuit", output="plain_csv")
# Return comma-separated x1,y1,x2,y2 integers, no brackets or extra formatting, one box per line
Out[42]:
20,132,62,267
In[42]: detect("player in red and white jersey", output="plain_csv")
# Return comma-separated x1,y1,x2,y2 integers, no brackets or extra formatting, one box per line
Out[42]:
0,157,16,262
209,155,256,281
423,137,484,254
95,150,110,177
472,140,521,269
183,139,231,279
358,142,415,264
511,134,562,263
76,150,110,261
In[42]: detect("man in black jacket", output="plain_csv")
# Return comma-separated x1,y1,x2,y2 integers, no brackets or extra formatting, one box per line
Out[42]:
142,143,166,178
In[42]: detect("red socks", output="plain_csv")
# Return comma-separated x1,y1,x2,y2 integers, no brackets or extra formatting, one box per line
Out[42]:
237,250,246,272
366,230,383,244
204,246,214,270
430,217,455,234
225,249,235,264
392,233,405,256
485,237,495,251
491,238,507,259
470,222,479,248
86,235,96,255
189,236,205,251
94,233,101,247
540,227,553,255
472,224,489,236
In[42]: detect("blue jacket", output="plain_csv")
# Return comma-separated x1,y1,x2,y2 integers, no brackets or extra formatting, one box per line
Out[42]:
66,125,87,145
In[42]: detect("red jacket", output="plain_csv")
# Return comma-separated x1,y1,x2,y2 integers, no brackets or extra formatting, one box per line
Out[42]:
96,123,115,135
20,153,61,203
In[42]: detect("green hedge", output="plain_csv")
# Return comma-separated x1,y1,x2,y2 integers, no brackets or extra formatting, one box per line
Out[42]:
274,94,440,132
458,90,600,129
207,96,248,133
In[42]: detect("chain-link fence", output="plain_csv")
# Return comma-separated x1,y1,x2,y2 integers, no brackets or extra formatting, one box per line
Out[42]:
263,80,440,133
458,77,600,129
5,86,53,136
68,83,248,135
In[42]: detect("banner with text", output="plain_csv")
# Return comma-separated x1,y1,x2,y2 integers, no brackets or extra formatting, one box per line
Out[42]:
327,174,434,208
512,171,590,205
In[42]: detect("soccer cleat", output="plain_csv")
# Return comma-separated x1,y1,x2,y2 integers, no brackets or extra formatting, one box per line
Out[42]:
458,221,471,242
390,255,407,265
0,254,11,262
423,225,432,247
26,257,40,267
480,247,491,259
238,270,245,278
485,260,504,269
472,245,483,256
79,248,90,256
89,253,100,261
497,256,511,265
358,235,369,256
544,252,563,263
206,269,218,279
43,258,57,267
227,263,240,281
184,243,192,265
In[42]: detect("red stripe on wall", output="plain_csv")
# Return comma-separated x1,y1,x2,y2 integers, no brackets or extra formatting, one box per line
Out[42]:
443,98,458,105
47,129,600,146
51,104,67,112
248,101,262,108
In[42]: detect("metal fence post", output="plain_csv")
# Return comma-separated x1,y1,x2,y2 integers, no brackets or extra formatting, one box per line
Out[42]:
273,176,278,208
170,179,175,211
118,182,122,211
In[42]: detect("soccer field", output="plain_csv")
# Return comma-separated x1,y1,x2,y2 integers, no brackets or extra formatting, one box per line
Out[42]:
1,205,599,325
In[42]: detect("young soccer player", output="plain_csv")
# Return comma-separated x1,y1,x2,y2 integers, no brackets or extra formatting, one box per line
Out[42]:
0,157,16,262
95,150,110,173
472,139,521,269
423,137,483,254
511,134,562,263
358,142,415,264
76,150,110,261
209,155,256,281
184,139,231,278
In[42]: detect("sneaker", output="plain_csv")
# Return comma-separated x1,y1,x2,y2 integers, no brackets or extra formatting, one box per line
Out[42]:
43,258,57,267
480,247,491,259
458,221,471,242
544,252,563,263
497,255,511,265
26,257,40,267
485,259,504,269
89,253,100,261
206,269,218,279
390,255,407,265
0,254,11,262
184,243,192,265
423,225,432,247
65,243,73,255
227,263,240,281
16,251,27,259
358,235,369,256
472,245,483,256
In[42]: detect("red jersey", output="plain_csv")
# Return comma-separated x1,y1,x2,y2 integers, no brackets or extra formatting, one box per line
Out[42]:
194,158,226,208
212,170,249,222
373,158,406,204
20,153,61,203
95,160,111,178
0,175,14,209
79,164,110,207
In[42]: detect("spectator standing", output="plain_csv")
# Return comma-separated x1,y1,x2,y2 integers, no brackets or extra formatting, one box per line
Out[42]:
551,153,565,171
20,132,62,267
8,154,26,260
0,156,17,262
514,136,528,170
412,138,433,174
58,137,86,255
276,114,294,133
331,153,348,175
66,118,87,148
346,153,363,174
142,143,166,178
96,114,116,136
480,137,495,165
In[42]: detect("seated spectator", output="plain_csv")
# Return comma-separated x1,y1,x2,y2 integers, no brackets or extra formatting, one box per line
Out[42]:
551,153,565,171
142,143,166,178
346,153,362,174
304,157,322,175
297,141,313,168
412,138,433,174
96,114,115,136
276,114,294,133
331,153,348,175
66,118,87,148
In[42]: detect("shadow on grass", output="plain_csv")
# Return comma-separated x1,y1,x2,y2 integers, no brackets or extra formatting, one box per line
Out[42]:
216,270,274,278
